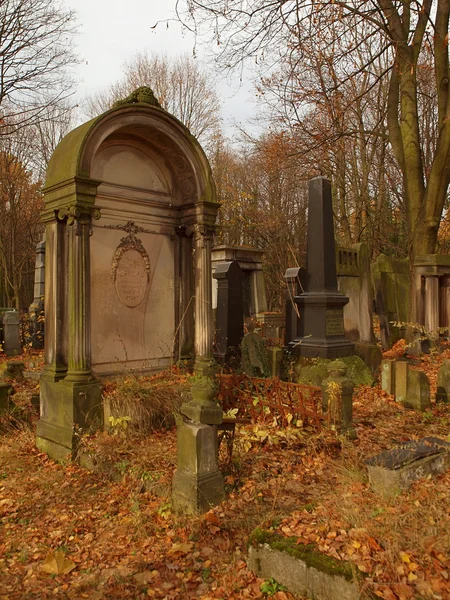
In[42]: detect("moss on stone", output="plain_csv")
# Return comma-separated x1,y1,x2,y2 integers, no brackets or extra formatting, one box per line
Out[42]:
249,528,357,582
295,355,374,387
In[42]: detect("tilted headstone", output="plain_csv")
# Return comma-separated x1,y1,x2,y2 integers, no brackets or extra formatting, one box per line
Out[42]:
2,311,21,356
436,360,450,403
293,177,354,358
241,328,271,378
255,312,284,341
213,261,244,365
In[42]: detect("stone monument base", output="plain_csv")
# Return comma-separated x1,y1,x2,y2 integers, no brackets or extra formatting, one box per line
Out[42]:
172,418,225,514
36,378,102,461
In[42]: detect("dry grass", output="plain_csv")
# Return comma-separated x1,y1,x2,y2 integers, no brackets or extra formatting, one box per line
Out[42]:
103,370,191,434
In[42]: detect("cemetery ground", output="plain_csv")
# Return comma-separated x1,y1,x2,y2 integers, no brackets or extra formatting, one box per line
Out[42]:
1,348,450,600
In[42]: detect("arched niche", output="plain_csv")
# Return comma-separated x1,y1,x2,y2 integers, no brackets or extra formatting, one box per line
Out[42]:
42,98,218,378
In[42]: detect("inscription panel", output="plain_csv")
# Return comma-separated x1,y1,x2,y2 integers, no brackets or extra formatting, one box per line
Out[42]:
326,309,344,336
115,249,149,308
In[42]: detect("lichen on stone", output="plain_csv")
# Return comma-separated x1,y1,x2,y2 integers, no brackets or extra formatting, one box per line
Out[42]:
112,86,162,109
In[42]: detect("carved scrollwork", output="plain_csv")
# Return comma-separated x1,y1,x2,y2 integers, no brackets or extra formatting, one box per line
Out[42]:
57,206,101,235
193,224,215,249
110,221,151,284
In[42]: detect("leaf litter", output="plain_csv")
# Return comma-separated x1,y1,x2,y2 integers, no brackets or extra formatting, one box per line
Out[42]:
1,350,450,599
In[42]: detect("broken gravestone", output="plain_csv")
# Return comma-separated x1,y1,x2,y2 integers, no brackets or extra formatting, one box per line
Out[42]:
366,437,450,498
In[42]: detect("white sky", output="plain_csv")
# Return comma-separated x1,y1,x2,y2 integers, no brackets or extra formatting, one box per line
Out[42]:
69,0,259,139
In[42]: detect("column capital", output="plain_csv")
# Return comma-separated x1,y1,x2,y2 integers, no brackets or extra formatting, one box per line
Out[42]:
58,205,101,235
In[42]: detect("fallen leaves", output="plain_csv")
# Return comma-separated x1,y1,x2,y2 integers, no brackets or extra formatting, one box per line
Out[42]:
40,549,76,575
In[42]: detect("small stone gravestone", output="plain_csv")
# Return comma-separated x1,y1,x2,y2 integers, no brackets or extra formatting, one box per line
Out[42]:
213,260,244,365
2,311,21,356
436,360,450,403
381,359,395,395
241,326,270,378
394,360,408,403
366,437,450,498
321,360,356,439
404,369,431,411
5,361,25,381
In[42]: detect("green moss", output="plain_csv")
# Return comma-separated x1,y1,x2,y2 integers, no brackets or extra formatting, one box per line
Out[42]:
249,528,357,582
295,356,374,387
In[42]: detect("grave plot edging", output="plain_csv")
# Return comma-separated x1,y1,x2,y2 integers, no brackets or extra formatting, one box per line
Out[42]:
248,529,365,600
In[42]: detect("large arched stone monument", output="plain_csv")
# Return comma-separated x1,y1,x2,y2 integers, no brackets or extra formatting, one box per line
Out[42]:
36,87,219,461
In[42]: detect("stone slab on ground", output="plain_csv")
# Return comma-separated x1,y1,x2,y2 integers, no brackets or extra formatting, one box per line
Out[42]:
248,529,362,600
366,436,450,498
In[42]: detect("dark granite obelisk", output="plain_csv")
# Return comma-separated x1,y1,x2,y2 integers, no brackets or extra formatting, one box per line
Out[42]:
294,177,354,358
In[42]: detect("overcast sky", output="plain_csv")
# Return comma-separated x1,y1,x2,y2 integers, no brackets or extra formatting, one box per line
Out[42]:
69,0,259,138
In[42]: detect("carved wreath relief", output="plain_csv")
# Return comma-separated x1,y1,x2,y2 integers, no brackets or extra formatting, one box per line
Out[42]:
110,221,151,308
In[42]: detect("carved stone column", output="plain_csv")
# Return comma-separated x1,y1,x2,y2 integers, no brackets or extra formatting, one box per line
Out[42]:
193,224,214,365
176,227,195,360
41,215,67,382
172,223,224,514
61,206,100,382
37,176,103,461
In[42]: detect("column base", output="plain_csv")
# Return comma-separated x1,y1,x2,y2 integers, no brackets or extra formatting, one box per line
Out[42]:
37,376,102,461
172,417,225,514
172,469,225,515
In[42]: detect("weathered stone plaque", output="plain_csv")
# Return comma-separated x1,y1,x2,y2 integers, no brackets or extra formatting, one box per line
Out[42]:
114,249,149,308
326,310,344,336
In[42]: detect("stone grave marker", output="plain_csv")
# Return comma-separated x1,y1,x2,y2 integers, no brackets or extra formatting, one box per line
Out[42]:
394,360,408,404
211,245,267,318
293,177,354,358
28,237,45,349
366,437,450,498
2,311,21,356
241,325,270,378
372,254,409,349
436,360,450,403
213,260,244,365
404,369,431,411
381,359,395,395
36,83,225,518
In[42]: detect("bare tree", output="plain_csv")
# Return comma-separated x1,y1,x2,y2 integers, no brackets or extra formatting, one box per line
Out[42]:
0,0,78,132
0,124,44,309
176,0,450,263
85,52,222,152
